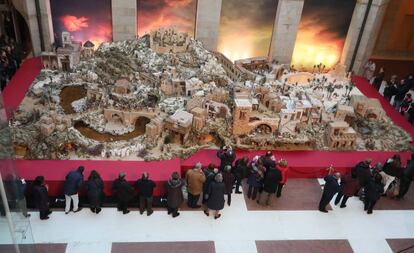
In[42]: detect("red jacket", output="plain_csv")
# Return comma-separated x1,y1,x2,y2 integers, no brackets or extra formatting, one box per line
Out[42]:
277,165,289,184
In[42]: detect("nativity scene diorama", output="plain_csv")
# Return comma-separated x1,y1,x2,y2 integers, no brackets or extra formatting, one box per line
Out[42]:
11,28,412,160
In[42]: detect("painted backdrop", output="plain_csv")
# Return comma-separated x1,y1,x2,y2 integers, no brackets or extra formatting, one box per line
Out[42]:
291,0,355,70
137,0,197,37
50,0,113,47
217,0,278,62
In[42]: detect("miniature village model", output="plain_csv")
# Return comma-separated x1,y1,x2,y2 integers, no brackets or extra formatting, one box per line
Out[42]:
10,28,412,160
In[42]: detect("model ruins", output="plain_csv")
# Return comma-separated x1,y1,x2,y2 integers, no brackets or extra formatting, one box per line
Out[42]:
10,28,412,161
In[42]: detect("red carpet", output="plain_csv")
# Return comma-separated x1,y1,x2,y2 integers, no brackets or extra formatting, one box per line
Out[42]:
3,57,414,196
2,57,42,118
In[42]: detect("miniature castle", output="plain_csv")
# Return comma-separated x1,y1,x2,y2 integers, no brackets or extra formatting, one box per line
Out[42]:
150,28,190,54
41,32,94,71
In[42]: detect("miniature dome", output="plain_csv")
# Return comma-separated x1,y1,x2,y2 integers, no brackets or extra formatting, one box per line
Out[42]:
83,40,95,48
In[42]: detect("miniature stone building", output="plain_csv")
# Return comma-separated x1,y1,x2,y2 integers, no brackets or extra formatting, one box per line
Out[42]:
41,52,59,70
150,27,190,54
326,121,357,149
81,40,95,58
104,108,156,127
232,98,278,136
164,110,194,143
350,95,385,120
146,116,164,138
190,107,207,131
41,32,80,71
114,79,130,94
335,103,355,124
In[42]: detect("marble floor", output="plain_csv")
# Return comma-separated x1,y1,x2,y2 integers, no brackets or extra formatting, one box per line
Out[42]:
1,179,414,253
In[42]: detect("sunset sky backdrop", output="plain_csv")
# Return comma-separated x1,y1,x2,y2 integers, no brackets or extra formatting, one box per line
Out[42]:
49,0,355,69
217,0,278,62
50,0,113,47
137,0,196,37
292,0,356,69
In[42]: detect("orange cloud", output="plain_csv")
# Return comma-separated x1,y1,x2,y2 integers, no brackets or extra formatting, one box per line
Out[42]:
61,15,89,32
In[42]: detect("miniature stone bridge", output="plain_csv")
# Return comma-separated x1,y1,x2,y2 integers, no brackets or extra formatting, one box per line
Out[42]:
103,108,157,126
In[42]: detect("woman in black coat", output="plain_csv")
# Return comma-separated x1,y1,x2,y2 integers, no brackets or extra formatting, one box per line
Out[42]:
32,176,51,220
364,174,384,214
166,172,184,218
204,173,225,219
87,170,104,214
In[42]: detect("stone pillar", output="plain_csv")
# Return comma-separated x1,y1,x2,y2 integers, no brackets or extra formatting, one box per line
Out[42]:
340,0,390,74
38,0,54,51
12,0,42,55
195,0,222,51
112,0,136,41
268,0,305,64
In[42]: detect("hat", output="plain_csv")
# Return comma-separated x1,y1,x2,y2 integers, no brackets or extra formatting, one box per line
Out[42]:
119,172,126,178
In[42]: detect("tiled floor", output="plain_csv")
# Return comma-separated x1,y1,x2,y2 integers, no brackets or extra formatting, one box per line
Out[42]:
0,243,67,253
1,179,414,253
112,241,215,253
242,179,331,210
386,239,414,253
256,240,353,253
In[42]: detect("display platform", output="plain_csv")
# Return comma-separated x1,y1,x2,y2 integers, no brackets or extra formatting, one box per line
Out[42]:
2,55,414,197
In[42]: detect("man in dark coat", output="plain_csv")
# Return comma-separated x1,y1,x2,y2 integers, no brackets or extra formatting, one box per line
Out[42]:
33,176,51,220
398,154,414,199
203,164,218,203
364,174,384,214
261,151,276,171
222,165,235,206
216,146,236,171
87,170,104,214
63,166,84,214
136,172,156,216
258,165,281,206
233,157,248,194
352,159,372,187
319,172,341,213
166,172,184,218
112,172,136,214
204,173,226,219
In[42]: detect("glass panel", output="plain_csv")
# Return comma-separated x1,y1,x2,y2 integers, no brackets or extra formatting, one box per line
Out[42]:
137,0,197,37
217,0,278,62
0,93,35,251
50,0,113,47
292,0,355,70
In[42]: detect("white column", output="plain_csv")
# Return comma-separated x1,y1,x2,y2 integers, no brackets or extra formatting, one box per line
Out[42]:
340,0,390,74
195,0,222,51
112,0,137,41
268,0,305,64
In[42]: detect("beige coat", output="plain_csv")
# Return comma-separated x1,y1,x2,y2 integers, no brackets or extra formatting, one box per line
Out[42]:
186,169,206,195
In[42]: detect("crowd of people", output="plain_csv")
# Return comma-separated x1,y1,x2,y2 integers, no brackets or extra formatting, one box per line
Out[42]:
2,146,407,221
363,60,414,124
320,154,414,214
0,35,22,91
